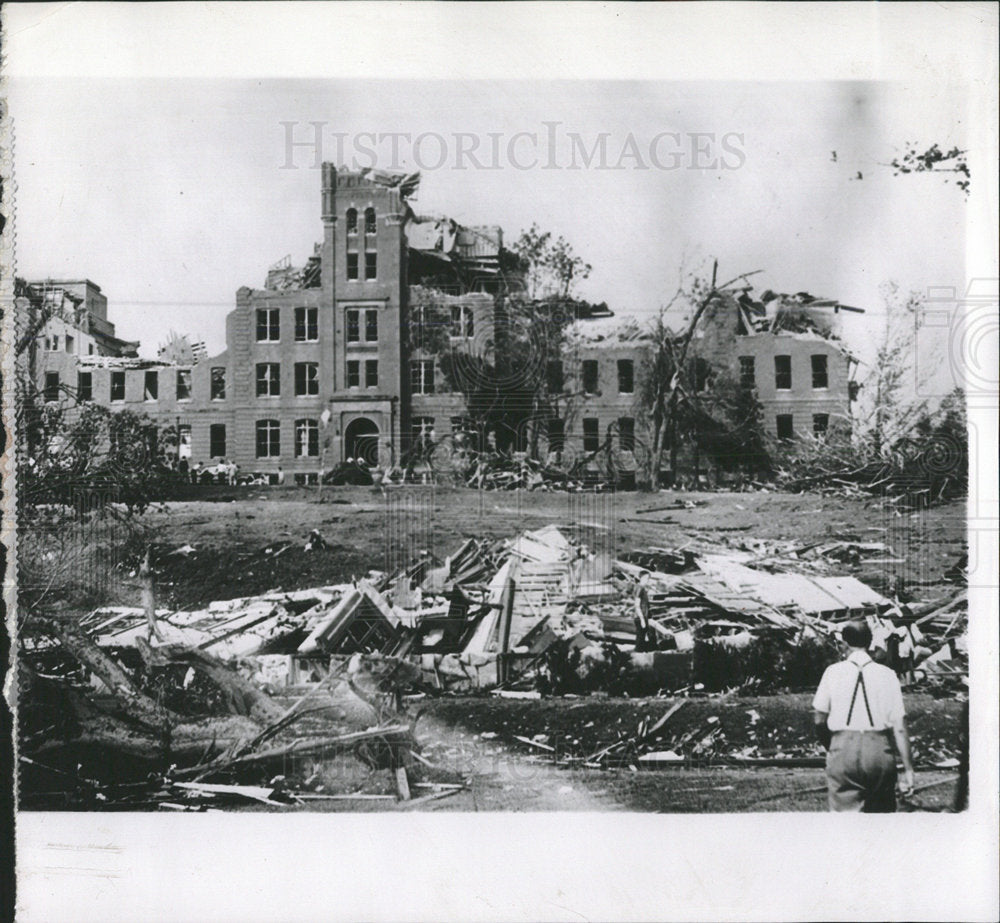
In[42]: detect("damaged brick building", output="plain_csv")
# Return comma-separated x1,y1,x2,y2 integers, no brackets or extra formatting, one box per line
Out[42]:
26,165,861,481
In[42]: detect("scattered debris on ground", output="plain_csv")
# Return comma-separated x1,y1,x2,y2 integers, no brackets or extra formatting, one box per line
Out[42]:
20,517,967,807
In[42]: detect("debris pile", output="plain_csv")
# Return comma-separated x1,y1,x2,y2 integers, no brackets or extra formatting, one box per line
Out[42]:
461,452,616,491
41,523,966,697
20,521,966,805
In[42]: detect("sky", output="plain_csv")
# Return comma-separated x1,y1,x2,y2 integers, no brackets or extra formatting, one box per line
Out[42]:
3,6,998,922
4,4,993,401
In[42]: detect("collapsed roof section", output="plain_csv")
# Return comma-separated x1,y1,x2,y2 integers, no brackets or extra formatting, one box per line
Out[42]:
265,246,323,292
568,314,652,347
262,166,521,294
158,331,207,364
19,278,140,358
78,355,177,370
732,289,863,342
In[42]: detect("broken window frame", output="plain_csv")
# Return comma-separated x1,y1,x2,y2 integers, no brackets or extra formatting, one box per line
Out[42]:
294,361,320,396
77,371,93,402
774,355,792,391
410,359,435,395
739,355,756,390
177,424,192,459
582,359,599,395
346,208,358,235
294,418,320,457
110,370,126,403
346,359,360,389
812,413,830,437
582,417,600,453
143,370,158,402
210,367,226,401
294,306,319,342
44,372,60,403
617,359,634,394
449,305,474,339
364,207,377,236
176,368,192,401
256,362,280,398
209,423,227,458
256,307,280,342
776,413,794,440
811,354,829,390
365,359,379,388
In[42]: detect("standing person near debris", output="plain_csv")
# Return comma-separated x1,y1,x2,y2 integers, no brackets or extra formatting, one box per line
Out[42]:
276,465,285,485
813,619,915,812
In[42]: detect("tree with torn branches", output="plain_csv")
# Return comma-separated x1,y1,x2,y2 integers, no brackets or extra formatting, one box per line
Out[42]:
854,280,932,455
885,143,970,197
511,222,592,301
639,261,763,489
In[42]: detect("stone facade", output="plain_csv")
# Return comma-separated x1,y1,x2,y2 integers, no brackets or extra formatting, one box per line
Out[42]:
29,167,860,480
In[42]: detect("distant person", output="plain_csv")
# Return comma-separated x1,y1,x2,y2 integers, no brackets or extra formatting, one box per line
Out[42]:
813,619,915,812
276,465,285,485
190,460,202,484
177,457,189,480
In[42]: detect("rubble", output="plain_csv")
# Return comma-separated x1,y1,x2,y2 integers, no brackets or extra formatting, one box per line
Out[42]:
20,516,966,805
38,521,965,698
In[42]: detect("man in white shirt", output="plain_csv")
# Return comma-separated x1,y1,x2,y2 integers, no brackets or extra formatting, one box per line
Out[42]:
813,619,915,812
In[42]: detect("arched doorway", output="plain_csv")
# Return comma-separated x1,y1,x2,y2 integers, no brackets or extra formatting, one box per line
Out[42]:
344,417,380,464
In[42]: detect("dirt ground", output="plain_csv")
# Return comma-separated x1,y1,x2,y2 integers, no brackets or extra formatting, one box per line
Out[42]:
119,487,966,813
233,694,962,814
139,486,966,609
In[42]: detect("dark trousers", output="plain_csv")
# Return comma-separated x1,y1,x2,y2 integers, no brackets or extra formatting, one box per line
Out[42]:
826,730,897,813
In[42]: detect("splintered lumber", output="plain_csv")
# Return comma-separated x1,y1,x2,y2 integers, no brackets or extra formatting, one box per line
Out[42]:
396,787,463,809
514,735,555,752
171,781,295,806
136,638,285,725
174,724,414,779
48,618,178,731
396,767,412,801
642,700,686,740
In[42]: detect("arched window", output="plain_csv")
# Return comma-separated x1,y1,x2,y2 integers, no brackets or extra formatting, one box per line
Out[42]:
346,208,358,235
364,207,377,236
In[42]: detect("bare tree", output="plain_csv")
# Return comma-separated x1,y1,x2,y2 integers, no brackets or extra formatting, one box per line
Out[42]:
854,281,932,454
639,261,762,489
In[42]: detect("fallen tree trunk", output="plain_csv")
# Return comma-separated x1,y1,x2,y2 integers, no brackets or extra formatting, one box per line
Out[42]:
47,617,178,732
134,638,286,725
27,710,263,778
24,621,279,779
174,724,415,780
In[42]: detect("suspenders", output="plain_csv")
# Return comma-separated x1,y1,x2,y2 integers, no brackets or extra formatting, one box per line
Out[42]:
846,661,875,727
